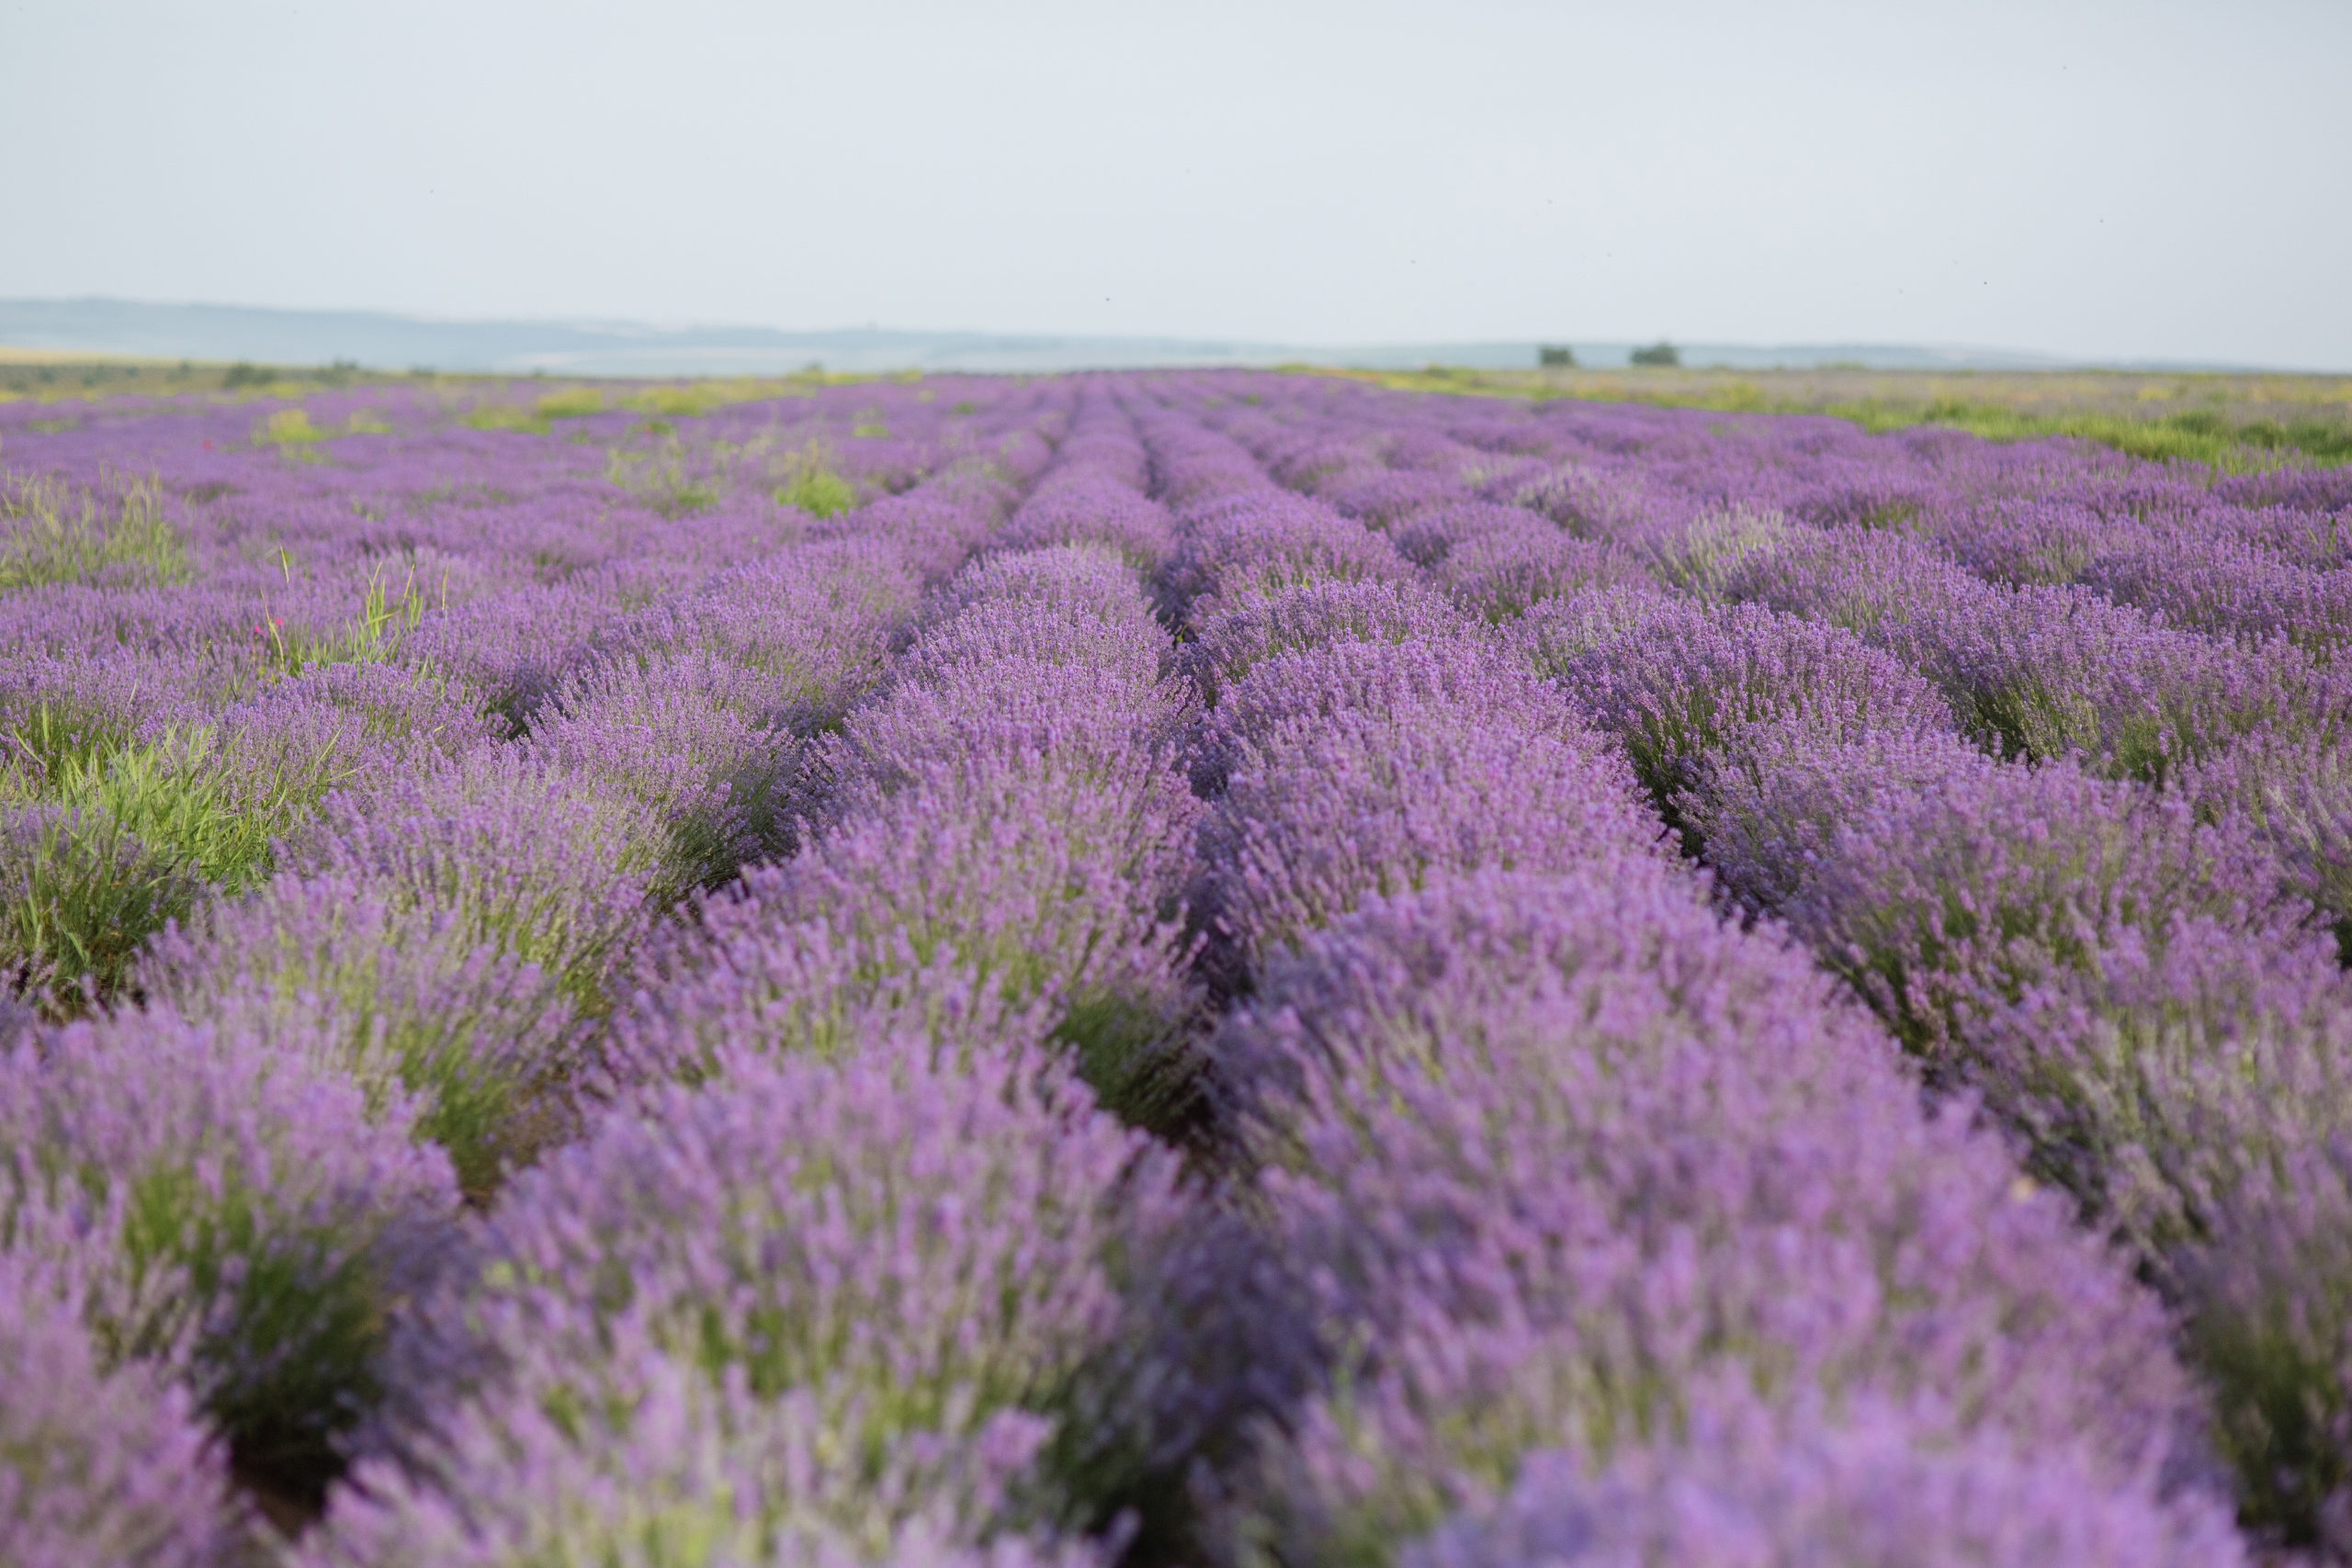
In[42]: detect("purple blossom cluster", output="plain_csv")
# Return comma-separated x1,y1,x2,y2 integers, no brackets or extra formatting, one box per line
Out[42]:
2,367,2348,1562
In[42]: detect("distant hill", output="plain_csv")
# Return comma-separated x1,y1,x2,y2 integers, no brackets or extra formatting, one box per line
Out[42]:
0,297,2182,377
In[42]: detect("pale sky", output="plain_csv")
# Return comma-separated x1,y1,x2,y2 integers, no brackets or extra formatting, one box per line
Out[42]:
5,0,2348,367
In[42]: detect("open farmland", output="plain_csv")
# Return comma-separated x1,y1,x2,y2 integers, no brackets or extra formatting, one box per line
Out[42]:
1332,362,2352,470
6,369,2352,1564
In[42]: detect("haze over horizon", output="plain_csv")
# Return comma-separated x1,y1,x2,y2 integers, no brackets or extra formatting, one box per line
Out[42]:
0,295,2149,376
6,0,2349,371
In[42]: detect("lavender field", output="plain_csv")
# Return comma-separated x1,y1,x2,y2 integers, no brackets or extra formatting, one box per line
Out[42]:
5,369,2352,1565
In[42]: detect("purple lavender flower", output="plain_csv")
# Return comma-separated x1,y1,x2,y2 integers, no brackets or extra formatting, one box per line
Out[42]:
343,1041,1174,1561
1210,867,2211,1562
1430,522,1638,622
1402,1383,2243,1568
1517,589,1954,844
999,475,1176,571
2186,728,2352,960
135,870,578,1193
307,1329,1107,1568
1187,579,1471,701
1724,523,2351,784
525,649,814,895
285,745,657,1007
1786,755,2318,1064
0,1242,247,1568
0,1006,458,1498
1161,493,1409,607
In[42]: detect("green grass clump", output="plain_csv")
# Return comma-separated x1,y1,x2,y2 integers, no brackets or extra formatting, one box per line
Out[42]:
254,408,337,464
0,472,188,590
605,434,729,518
460,402,552,435
775,464,857,518
770,438,857,518
535,387,604,420
0,704,361,1007
40,734,345,889
255,408,330,446
0,807,198,1007
256,561,443,679
630,385,720,418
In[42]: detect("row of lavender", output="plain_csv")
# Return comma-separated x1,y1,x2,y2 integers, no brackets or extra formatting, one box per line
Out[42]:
1080,392,2233,1564
2,367,2346,1562
1164,372,2352,1557
294,383,1209,1564
0,375,1117,1562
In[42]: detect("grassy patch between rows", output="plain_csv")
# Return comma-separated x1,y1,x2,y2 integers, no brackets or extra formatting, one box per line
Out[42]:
1322,365,2352,471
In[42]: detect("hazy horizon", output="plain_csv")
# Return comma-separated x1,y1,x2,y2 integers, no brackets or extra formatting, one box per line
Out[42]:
6,1,2348,369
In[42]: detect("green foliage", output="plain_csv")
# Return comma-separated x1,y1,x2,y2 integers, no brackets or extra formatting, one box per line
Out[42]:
776,468,856,517
2288,420,2352,462
0,695,364,1006
1327,365,2352,471
0,471,188,590
119,1162,390,1501
606,436,724,517
256,559,444,678
630,385,721,418
5,694,145,783
1052,987,1203,1145
0,807,197,1008
45,732,350,889
461,402,551,435
1821,398,2350,471
254,408,334,463
536,387,604,419
774,440,857,517
220,362,276,389
2188,1291,2346,1549
1629,341,1681,367
659,480,722,517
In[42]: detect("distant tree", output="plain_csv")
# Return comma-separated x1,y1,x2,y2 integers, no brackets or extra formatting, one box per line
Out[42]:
221,362,274,389
1630,341,1681,367
1537,344,1577,367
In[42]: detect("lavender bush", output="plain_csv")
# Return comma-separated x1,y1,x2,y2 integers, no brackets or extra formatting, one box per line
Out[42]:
0,1007,458,1499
